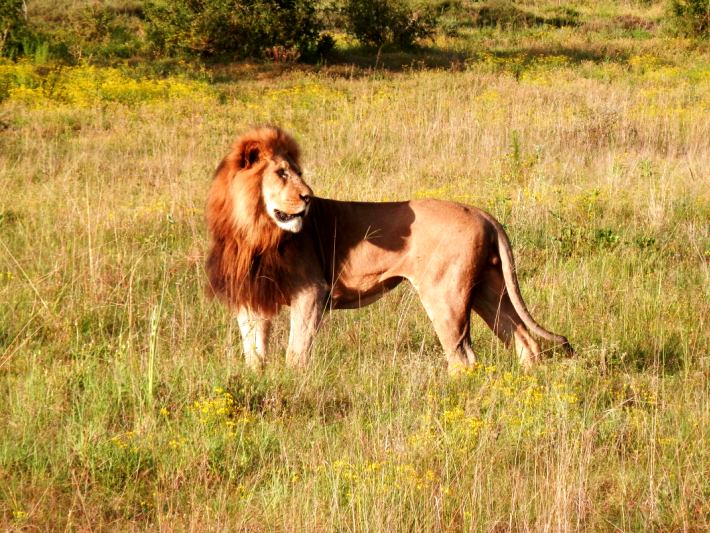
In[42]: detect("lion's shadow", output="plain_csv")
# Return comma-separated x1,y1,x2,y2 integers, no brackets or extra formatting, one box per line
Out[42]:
597,335,689,376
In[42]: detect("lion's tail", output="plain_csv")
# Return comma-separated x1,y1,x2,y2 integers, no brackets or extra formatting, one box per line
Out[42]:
481,211,574,356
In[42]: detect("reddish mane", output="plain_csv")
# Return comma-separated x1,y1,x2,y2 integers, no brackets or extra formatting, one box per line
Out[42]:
206,127,301,317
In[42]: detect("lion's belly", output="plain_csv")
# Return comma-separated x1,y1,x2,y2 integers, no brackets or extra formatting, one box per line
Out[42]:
329,276,404,309
323,230,409,309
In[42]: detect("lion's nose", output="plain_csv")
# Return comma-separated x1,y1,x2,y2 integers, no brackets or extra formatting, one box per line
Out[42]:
300,193,311,204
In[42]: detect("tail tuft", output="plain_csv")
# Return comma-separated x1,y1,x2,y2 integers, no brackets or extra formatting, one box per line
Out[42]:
561,339,575,357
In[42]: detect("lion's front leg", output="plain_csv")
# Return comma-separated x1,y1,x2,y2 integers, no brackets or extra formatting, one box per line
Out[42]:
237,309,271,370
285,286,326,369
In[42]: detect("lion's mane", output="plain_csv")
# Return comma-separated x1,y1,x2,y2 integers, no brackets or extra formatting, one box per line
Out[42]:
206,127,301,317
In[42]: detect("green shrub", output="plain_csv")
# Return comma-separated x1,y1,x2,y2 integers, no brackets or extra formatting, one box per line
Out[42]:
343,0,437,48
0,0,28,56
468,1,579,30
145,0,323,59
670,0,709,37
473,0,538,28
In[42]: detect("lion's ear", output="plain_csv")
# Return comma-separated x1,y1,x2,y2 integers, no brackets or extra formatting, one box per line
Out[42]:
238,141,264,170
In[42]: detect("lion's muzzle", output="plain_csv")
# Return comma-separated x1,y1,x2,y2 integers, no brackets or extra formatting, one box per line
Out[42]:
273,209,306,223
267,203,310,233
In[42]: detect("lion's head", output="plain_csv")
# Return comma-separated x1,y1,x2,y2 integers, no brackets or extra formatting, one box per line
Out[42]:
206,126,313,316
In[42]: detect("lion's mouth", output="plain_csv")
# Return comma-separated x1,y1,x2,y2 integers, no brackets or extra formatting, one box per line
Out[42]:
273,209,305,223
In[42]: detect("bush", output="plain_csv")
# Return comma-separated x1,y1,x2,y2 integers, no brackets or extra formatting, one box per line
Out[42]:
467,1,579,30
145,0,323,59
670,0,709,37
0,0,28,56
343,0,437,48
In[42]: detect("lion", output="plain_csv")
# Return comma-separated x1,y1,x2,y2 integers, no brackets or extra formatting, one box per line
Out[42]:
206,126,573,373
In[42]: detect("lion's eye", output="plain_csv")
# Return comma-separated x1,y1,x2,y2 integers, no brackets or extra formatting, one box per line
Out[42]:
276,169,287,180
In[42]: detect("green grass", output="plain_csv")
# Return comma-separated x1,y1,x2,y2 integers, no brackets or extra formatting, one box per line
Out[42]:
1,3,709,530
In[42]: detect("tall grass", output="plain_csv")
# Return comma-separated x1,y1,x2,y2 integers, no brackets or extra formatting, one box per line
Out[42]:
1,10,709,531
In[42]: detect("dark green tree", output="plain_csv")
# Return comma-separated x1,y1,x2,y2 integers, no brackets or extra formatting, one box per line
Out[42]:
0,0,27,56
145,0,322,59
670,0,709,37
343,0,436,48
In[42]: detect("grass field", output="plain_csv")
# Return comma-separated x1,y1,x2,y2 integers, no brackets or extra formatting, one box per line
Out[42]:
1,2,709,530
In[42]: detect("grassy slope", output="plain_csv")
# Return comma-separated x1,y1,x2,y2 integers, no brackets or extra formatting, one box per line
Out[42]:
1,3,709,530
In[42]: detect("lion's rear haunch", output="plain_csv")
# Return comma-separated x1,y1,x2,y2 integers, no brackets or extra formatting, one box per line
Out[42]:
206,126,574,371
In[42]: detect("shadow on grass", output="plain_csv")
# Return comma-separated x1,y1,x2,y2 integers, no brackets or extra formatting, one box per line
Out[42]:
599,335,688,376
206,41,630,83
491,44,628,64
226,371,352,421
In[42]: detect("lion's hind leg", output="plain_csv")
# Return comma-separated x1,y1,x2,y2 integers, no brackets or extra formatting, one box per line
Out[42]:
471,268,541,370
414,284,477,374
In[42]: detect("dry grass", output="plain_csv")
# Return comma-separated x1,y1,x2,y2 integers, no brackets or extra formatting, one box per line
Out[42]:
1,6,709,531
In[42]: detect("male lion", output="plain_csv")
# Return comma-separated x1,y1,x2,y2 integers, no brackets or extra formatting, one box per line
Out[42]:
206,126,573,372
